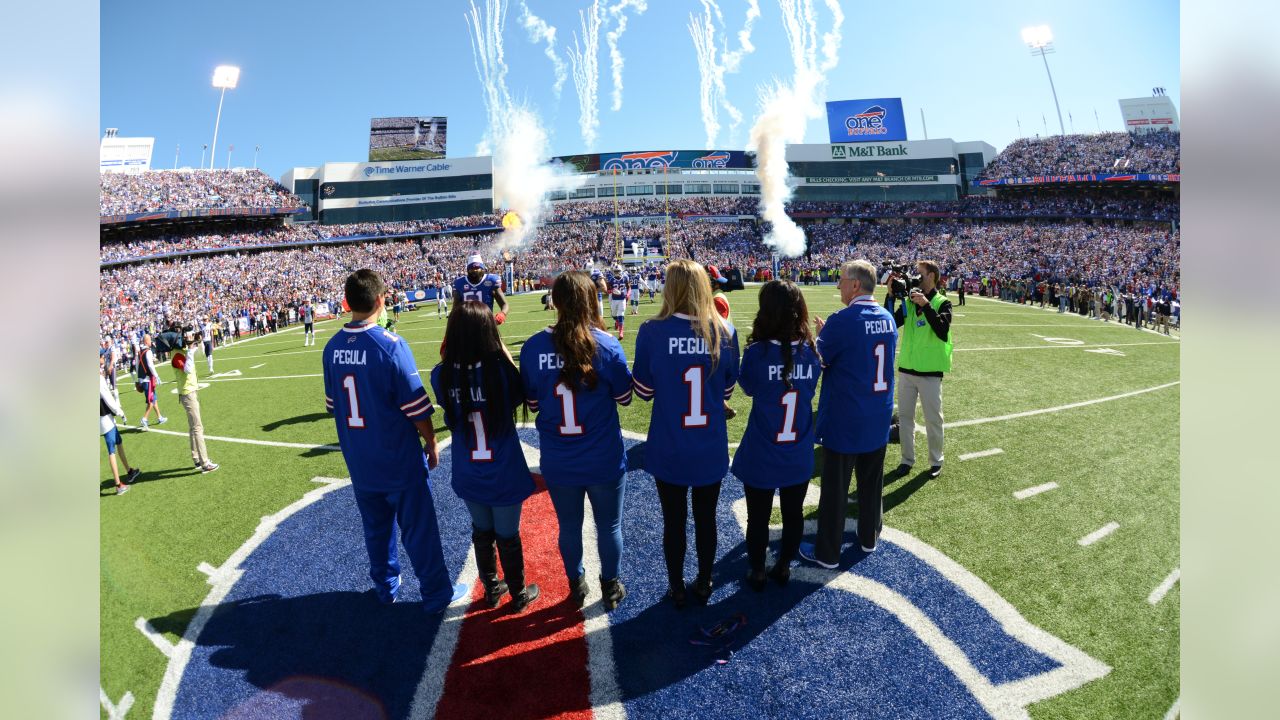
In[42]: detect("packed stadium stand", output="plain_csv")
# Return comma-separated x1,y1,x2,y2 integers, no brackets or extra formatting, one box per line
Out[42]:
99,132,1180,352
977,129,1180,179
99,169,306,216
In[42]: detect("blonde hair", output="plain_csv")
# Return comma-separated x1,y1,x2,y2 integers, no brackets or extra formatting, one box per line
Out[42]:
654,258,727,369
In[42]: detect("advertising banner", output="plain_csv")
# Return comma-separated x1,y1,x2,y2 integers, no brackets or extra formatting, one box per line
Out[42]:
825,98,908,143
976,173,1181,186
552,150,753,172
805,175,939,184
369,116,448,161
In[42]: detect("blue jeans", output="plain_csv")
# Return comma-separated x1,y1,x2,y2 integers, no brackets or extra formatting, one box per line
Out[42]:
353,482,452,610
464,500,524,539
547,479,625,582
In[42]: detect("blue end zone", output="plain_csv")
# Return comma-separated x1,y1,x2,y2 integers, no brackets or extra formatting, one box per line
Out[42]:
166,429,1066,719
170,450,475,719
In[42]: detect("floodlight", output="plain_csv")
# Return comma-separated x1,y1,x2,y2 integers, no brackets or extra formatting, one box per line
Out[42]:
1021,25,1053,49
212,65,240,89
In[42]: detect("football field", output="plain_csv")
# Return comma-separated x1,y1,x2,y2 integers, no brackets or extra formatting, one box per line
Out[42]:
100,285,1180,719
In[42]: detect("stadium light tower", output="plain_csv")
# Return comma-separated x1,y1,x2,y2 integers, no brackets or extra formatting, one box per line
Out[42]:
209,65,240,170
1021,26,1065,136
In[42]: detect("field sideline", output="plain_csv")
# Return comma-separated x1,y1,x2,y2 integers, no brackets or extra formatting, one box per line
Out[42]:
100,284,1179,719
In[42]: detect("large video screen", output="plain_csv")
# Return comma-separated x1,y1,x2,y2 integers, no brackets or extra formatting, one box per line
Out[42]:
369,116,448,161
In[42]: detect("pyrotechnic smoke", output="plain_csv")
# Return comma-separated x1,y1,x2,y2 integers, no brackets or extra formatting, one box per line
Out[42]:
466,0,582,249
518,1,567,99
568,0,603,149
747,0,843,258
688,1,760,148
606,0,648,112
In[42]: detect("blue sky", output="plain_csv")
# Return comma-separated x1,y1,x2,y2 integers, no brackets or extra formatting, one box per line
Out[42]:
101,0,1178,179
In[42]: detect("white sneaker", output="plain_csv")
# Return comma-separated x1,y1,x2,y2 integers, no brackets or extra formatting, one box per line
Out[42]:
140,419,149,431
156,416,169,426
201,462,220,473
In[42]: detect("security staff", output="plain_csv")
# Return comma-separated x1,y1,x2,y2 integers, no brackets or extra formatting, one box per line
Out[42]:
885,260,953,479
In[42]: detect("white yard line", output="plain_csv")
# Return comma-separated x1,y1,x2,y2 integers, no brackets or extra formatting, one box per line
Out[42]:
134,617,175,658
1078,522,1120,547
249,363,266,369
1147,568,1181,605
121,424,339,451
100,687,134,720
1013,482,1058,500
955,341,1178,352
959,448,1003,461
945,382,1179,429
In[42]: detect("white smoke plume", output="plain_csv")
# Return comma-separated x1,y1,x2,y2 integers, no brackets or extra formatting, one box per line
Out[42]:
747,0,843,258
466,0,581,249
518,1,567,99
568,0,603,149
605,0,648,112
688,0,760,148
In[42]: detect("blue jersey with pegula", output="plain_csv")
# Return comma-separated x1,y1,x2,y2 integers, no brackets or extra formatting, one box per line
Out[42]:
732,340,822,489
815,297,899,453
429,362,534,506
632,314,740,486
322,322,435,493
519,327,634,486
454,274,502,310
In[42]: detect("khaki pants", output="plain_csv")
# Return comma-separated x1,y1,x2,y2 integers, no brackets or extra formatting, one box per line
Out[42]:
179,393,211,466
898,372,944,467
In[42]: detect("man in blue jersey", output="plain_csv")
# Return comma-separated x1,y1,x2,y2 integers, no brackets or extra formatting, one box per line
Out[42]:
453,255,510,324
800,259,898,566
323,269,466,612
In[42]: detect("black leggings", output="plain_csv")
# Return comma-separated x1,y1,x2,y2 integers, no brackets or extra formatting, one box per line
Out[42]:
654,479,721,588
743,483,808,573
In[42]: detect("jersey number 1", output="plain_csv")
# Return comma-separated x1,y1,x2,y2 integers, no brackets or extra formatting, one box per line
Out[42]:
873,342,889,392
342,375,365,428
555,383,584,435
683,367,708,428
468,411,493,461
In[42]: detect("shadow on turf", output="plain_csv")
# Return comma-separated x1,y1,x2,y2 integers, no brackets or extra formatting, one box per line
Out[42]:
100,466,202,493
262,412,332,433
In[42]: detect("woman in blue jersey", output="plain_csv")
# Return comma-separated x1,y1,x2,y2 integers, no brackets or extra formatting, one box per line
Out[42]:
632,259,740,607
431,302,540,612
731,281,821,591
519,271,633,611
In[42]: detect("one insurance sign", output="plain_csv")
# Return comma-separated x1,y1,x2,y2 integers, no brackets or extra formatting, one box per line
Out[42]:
826,98,908,143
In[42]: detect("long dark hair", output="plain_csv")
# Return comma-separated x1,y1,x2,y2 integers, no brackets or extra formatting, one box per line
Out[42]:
747,280,815,389
438,301,525,432
551,271,607,390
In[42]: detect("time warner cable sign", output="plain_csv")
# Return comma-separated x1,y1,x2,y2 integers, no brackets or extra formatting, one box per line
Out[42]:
826,98,908,143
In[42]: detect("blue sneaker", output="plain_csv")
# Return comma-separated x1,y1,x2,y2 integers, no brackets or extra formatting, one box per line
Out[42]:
798,542,839,569
449,581,470,603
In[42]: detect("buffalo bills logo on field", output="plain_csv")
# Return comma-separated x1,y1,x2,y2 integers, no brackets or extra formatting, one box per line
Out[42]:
603,151,677,170
691,152,731,169
155,429,1108,719
846,105,888,137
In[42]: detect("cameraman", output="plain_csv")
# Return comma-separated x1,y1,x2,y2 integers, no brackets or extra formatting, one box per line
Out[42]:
885,260,953,479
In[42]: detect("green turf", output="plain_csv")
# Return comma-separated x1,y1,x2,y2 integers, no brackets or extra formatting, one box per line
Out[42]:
368,147,447,162
100,287,1179,719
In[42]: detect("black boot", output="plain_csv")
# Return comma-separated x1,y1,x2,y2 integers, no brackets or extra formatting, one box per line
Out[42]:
569,574,590,608
768,562,791,587
746,568,767,592
472,527,508,608
600,576,626,611
496,535,540,612
690,575,713,605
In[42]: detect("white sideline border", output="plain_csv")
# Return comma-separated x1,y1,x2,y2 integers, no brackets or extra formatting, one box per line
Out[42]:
967,295,1179,341
959,448,1003,461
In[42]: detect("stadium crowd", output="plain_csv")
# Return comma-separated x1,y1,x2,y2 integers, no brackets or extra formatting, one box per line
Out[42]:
100,169,306,216
102,196,1177,264
978,130,1180,178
